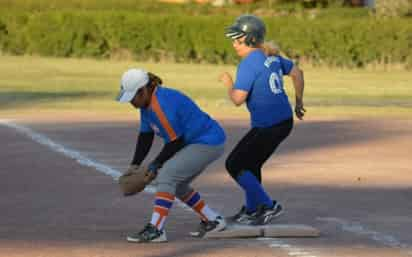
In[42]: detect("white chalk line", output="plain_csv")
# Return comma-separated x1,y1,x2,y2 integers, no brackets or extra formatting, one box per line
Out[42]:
257,237,319,257
1,120,318,256
0,119,190,210
0,119,121,179
318,217,412,256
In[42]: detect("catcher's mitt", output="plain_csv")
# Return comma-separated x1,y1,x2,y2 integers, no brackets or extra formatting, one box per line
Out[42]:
118,165,156,196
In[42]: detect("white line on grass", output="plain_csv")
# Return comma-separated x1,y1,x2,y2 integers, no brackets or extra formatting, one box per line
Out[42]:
1,120,318,256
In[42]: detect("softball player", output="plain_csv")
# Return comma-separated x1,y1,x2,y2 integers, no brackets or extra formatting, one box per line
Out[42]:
219,14,306,225
117,68,226,242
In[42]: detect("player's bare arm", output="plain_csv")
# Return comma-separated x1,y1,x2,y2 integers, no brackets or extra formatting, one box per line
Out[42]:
219,72,248,106
289,66,306,120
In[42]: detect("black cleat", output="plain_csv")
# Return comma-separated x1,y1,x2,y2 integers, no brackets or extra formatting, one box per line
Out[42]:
190,216,226,237
252,201,283,225
227,205,247,221
228,206,257,225
127,223,167,243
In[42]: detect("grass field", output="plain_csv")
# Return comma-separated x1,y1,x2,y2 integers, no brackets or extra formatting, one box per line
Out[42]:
0,55,411,120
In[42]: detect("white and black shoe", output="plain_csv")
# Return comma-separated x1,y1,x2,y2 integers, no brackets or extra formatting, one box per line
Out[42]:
190,216,226,237
127,223,167,243
252,201,283,225
227,206,247,221
228,206,257,225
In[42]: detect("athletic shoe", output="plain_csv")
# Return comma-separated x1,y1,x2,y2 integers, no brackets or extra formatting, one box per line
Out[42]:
127,223,167,243
190,216,227,237
252,201,283,225
227,205,247,221
228,205,257,225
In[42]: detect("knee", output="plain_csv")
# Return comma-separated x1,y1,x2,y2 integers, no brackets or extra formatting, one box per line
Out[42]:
225,157,241,180
156,182,177,196
175,184,192,200
156,174,178,195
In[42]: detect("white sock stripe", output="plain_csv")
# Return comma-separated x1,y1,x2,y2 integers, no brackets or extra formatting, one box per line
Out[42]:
158,217,166,230
154,205,170,212
150,212,161,227
200,205,219,221
156,196,175,202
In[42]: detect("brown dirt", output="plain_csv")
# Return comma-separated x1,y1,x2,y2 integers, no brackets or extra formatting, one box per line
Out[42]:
1,116,411,257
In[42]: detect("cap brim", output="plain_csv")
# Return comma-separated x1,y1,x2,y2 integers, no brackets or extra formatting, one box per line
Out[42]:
116,89,138,103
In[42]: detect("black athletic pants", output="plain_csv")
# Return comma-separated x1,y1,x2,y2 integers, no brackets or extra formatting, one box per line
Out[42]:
225,118,293,182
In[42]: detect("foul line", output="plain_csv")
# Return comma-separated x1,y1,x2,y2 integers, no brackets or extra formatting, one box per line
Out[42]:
0,120,157,194
318,217,412,256
257,237,319,257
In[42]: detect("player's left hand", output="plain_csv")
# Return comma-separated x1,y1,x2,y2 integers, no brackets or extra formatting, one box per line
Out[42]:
295,100,306,120
219,72,234,88
118,165,152,196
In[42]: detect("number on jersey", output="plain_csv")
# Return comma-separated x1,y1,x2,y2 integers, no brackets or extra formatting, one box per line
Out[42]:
269,71,283,95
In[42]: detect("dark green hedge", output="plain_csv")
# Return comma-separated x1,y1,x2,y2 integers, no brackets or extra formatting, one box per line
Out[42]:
0,11,411,68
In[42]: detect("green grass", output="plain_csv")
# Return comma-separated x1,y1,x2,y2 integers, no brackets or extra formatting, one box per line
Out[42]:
0,55,411,120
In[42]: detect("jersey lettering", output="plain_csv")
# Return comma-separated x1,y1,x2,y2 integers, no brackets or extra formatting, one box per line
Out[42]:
269,70,283,95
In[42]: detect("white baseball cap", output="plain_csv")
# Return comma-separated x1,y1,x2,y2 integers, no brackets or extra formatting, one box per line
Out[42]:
116,68,149,103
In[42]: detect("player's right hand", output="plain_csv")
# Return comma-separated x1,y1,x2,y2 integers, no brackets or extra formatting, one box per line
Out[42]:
123,164,139,176
219,72,234,88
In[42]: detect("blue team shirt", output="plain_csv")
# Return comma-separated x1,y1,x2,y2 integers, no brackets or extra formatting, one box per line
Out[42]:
234,50,294,128
139,86,225,146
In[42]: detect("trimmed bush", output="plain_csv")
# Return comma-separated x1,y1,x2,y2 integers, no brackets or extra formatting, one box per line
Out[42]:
0,11,411,68
375,0,412,17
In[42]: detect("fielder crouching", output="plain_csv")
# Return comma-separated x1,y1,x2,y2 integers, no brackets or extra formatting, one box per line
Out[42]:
116,68,226,243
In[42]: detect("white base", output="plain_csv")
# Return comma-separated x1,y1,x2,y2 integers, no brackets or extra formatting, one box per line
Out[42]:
205,223,320,239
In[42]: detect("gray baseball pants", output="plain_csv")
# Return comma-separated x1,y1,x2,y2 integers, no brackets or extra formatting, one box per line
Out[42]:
156,143,224,199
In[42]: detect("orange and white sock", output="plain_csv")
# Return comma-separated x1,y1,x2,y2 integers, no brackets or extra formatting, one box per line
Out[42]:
150,192,175,231
182,191,218,222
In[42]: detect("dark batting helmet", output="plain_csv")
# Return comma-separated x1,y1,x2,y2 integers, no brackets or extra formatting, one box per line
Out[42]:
225,14,266,47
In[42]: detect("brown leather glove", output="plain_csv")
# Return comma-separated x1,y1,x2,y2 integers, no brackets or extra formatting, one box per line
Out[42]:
118,165,157,196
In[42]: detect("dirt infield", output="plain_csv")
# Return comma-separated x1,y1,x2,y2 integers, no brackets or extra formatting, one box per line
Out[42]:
1,117,411,257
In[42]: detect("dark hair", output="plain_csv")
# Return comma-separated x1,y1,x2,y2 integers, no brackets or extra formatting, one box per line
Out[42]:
147,72,163,89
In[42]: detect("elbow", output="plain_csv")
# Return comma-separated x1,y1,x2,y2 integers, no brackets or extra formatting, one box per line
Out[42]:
229,90,247,106
291,68,304,81
231,98,244,106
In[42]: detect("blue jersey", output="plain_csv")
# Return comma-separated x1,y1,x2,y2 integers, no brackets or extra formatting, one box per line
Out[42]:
139,86,225,146
234,50,294,128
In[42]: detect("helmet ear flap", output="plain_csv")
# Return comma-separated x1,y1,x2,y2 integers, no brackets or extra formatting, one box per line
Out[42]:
245,34,256,47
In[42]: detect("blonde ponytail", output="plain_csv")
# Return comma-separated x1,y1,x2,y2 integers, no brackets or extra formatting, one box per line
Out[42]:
261,41,280,56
